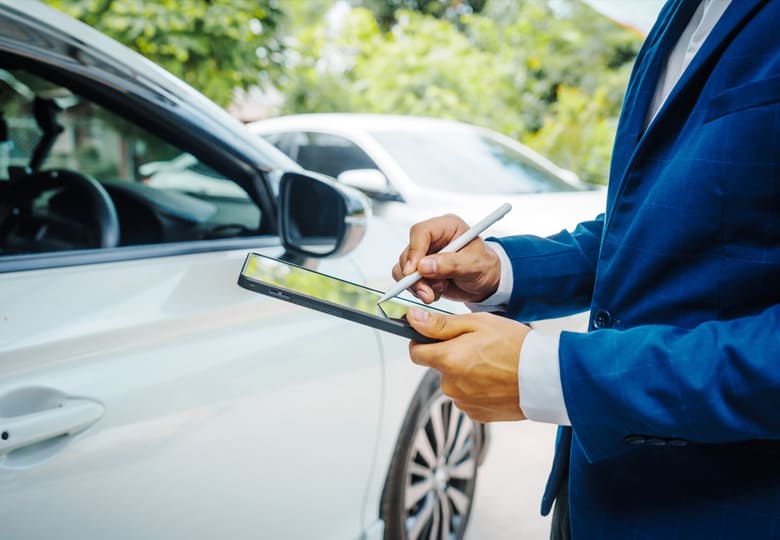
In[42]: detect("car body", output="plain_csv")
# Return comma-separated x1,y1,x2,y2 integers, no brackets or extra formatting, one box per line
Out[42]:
0,2,485,539
249,113,607,239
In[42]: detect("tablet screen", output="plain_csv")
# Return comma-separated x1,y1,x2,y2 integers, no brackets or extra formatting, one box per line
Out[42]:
242,253,447,321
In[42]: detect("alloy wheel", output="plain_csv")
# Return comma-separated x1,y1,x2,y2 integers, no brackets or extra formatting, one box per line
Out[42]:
402,394,479,540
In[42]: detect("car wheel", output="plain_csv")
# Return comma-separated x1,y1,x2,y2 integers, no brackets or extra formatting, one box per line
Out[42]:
381,369,482,540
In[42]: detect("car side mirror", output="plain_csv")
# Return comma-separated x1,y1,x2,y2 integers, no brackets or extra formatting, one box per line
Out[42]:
278,171,369,258
337,169,401,201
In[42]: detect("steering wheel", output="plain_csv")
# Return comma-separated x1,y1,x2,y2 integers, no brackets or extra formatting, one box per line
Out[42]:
0,169,120,253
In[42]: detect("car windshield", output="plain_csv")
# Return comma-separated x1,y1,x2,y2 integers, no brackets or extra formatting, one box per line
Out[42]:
370,127,579,194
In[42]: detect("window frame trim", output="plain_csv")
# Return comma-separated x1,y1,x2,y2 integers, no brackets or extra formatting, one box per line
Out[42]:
0,235,282,274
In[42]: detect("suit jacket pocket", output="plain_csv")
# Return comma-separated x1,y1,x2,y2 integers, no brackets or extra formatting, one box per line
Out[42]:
704,76,780,123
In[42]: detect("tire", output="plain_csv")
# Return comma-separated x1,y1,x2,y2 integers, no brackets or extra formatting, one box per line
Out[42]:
381,369,482,540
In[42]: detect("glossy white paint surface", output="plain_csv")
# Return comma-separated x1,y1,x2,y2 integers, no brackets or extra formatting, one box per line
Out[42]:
0,244,402,539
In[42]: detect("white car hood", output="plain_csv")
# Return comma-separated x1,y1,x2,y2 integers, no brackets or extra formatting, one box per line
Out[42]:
379,188,607,239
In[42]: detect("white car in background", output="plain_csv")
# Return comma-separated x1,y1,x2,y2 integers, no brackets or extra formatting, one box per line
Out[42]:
249,114,607,240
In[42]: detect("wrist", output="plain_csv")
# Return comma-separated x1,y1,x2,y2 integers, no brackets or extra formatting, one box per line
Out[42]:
477,241,512,304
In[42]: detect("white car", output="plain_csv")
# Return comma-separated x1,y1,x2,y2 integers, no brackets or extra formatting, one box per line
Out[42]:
0,2,485,539
249,114,607,239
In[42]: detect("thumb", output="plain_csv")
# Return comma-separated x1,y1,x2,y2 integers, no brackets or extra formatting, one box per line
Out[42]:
406,308,474,340
418,252,471,280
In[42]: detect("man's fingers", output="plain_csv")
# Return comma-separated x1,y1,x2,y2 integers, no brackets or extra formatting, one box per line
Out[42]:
391,261,438,304
391,261,406,282
417,251,474,280
408,340,446,369
409,282,435,304
406,308,479,340
396,247,412,276
429,279,448,299
406,215,469,273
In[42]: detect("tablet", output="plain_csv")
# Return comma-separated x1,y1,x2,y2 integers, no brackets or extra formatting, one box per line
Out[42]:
237,252,449,343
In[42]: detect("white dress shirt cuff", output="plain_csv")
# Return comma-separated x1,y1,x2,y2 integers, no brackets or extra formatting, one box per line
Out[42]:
465,241,513,312
518,331,571,426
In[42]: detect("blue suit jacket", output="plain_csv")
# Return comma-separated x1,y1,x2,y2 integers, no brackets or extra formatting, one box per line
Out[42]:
494,0,780,537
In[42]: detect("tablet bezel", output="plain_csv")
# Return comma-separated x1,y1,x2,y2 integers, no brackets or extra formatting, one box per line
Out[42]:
237,252,448,343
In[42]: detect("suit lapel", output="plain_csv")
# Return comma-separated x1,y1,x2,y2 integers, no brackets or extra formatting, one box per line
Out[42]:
607,0,767,221
607,0,699,217
619,0,694,144
643,0,767,136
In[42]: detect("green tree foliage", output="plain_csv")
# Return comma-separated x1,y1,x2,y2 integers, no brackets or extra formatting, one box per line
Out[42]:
525,85,618,184
279,8,523,135
44,0,285,106
465,0,641,182
360,0,488,28
279,0,642,184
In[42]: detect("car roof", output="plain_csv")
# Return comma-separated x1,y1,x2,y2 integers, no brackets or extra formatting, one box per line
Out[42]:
251,113,482,133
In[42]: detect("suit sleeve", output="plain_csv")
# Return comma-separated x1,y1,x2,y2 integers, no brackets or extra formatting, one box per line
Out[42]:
491,215,604,321
560,303,780,463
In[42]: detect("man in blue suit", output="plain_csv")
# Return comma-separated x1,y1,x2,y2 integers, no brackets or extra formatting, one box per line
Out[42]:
391,0,780,537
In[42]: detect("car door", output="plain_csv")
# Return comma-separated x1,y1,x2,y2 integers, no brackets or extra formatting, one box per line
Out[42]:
0,63,382,539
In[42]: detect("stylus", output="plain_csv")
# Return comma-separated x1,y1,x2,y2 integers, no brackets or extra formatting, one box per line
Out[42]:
377,202,512,305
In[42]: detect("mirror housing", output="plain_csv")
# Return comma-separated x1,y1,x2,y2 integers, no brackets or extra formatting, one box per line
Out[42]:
278,171,370,258
337,169,401,201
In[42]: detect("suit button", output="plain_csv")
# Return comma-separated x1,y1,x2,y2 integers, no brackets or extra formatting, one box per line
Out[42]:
592,309,613,329
667,439,689,447
644,437,667,447
625,435,646,446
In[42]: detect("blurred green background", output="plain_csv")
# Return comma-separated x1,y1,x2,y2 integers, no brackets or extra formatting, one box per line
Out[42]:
45,0,648,186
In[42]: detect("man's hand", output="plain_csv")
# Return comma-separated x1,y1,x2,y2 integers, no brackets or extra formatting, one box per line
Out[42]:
406,308,530,422
392,214,502,304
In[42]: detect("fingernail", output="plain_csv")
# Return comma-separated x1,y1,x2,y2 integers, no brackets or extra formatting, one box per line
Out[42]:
420,257,436,274
404,261,414,274
407,307,429,323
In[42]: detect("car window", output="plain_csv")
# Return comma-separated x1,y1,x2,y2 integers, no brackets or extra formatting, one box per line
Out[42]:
370,127,579,194
0,68,261,256
286,132,379,179
261,132,287,152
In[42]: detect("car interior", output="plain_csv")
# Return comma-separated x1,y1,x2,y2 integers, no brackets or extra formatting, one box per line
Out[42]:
0,68,263,257
286,132,379,179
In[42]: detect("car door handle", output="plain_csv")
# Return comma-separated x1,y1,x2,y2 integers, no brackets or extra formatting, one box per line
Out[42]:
0,398,104,457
